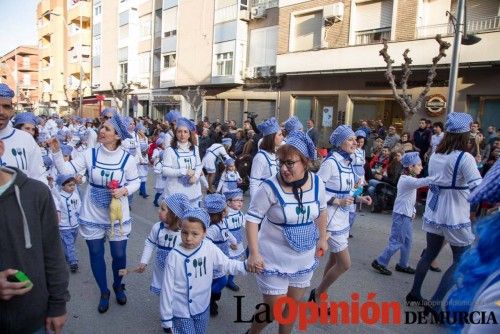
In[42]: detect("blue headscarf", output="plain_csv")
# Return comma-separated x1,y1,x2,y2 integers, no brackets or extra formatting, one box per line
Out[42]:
285,131,317,160
176,117,196,132
329,125,355,147
182,207,210,230
0,83,14,98
107,113,132,140
203,194,227,214
101,107,118,118
445,112,473,133
257,117,280,136
401,152,421,168
284,116,303,134
162,193,191,218
165,110,181,123
13,112,38,127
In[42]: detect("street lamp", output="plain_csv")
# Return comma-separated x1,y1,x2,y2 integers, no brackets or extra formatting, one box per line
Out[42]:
446,0,481,114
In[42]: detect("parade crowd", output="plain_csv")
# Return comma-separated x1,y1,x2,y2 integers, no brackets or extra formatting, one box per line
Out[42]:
0,81,498,334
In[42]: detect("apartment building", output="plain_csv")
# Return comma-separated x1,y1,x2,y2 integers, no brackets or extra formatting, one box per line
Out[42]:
0,46,39,112
276,0,500,147
36,0,92,115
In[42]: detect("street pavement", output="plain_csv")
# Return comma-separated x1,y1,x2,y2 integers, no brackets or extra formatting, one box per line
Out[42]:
63,178,449,334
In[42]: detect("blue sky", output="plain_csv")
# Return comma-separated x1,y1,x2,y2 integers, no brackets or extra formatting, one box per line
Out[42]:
0,0,38,55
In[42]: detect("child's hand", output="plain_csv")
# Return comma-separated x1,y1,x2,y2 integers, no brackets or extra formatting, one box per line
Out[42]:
230,243,238,250
136,263,147,273
359,195,372,206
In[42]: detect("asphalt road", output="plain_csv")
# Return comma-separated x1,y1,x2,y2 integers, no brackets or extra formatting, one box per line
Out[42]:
63,178,450,334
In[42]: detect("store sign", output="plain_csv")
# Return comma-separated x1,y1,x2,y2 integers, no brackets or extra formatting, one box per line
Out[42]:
425,94,447,116
322,106,334,127
152,95,178,105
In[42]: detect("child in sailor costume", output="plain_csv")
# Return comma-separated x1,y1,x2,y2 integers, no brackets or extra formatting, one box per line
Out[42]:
348,129,367,236
372,152,435,276
49,113,140,313
244,131,327,334
249,117,283,199
137,193,190,295
203,194,238,316
309,126,372,303
56,174,82,273
153,142,167,207
160,207,248,334
223,189,246,292
0,84,46,184
216,157,242,193
407,112,483,314
136,123,150,198
202,138,231,192
162,118,203,206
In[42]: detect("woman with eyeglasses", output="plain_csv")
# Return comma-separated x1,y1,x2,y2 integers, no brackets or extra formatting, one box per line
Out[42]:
48,112,140,314
244,131,328,334
308,125,372,303
161,117,203,206
249,117,283,199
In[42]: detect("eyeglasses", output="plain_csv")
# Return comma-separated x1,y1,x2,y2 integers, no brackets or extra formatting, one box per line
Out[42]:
278,160,300,169
103,116,112,120
230,199,243,202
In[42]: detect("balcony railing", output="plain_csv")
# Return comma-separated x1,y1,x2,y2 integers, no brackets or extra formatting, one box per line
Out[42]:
417,15,500,39
251,0,278,9
355,27,391,45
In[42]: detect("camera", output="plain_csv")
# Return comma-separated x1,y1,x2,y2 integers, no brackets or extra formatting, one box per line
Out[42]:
244,111,258,120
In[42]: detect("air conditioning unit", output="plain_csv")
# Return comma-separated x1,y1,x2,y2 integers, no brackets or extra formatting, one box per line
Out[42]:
245,67,255,79
251,5,266,19
269,65,276,77
323,2,344,22
255,66,264,78
239,9,250,21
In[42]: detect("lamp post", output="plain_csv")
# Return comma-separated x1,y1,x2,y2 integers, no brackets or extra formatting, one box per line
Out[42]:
446,0,481,114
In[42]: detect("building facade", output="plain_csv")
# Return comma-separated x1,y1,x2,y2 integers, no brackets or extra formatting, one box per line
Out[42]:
37,0,92,115
0,46,40,112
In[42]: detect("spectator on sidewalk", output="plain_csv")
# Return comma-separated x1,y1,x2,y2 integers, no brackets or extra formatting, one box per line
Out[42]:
413,118,432,161
383,125,401,150
306,119,319,146
0,139,70,334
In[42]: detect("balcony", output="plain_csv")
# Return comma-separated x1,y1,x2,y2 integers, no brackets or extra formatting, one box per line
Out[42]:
38,0,50,17
67,61,91,76
17,61,37,72
38,22,51,38
276,30,500,74
160,67,176,87
67,0,91,23
417,16,500,39
355,27,391,45
68,29,92,48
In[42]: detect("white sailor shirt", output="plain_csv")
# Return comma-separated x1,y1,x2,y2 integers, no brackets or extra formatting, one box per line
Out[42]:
201,143,229,173
249,150,278,199
58,189,81,230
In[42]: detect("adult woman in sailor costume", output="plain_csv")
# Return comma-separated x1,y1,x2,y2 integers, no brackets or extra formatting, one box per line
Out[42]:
406,112,482,315
245,131,328,334
48,112,140,313
162,117,203,206
249,117,283,199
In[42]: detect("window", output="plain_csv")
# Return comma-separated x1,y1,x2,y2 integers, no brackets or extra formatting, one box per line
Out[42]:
23,73,31,86
154,9,162,38
163,7,177,38
355,0,393,44
93,23,101,36
23,56,30,67
139,14,152,39
119,11,129,26
293,11,323,51
119,62,128,83
118,47,128,62
120,24,129,39
216,52,233,76
163,53,176,68
94,5,102,17
249,26,277,67
93,36,101,55
138,52,151,74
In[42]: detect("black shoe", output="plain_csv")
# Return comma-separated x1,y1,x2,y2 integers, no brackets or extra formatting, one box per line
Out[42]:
70,264,79,273
430,265,442,272
210,301,218,316
371,260,392,275
113,284,127,305
405,293,427,307
348,234,354,238
226,280,240,292
141,193,150,198
98,290,110,313
308,288,316,302
163,328,173,333
395,264,416,274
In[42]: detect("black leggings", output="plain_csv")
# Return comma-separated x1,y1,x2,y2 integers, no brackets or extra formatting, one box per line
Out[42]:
409,232,469,307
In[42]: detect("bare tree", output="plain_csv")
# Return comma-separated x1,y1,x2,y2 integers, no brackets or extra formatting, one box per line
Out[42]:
181,86,206,121
109,81,133,113
379,35,451,116
63,85,81,114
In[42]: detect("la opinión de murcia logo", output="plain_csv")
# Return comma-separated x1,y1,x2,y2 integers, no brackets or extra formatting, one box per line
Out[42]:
234,293,498,330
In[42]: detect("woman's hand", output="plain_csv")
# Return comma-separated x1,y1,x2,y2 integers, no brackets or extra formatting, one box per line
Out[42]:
186,169,195,177
111,187,128,199
246,252,264,274
136,263,147,273
338,197,354,206
188,175,197,184
47,137,60,153
316,237,328,257
358,195,372,205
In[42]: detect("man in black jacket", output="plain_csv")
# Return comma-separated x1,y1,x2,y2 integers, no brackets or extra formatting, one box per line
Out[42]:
0,139,70,334
413,118,432,161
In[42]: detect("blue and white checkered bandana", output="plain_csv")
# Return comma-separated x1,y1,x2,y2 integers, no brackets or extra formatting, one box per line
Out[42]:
257,117,280,136
285,131,317,160
182,207,210,229
469,160,499,204
0,83,14,98
445,112,472,133
135,123,145,133
284,116,303,134
165,110,181,123
107,113,132,140
222,137,232,146
224,157,235,166
401,152,421,167
100,107,117,118
42,155,53,168
203,193,227,213
156,132,166,146
224,188,243,200
355,129,367,138
329,125,355,147
61,144,73,156
176,117,196,132
56,174,74,186
13,112,38,127
55,119,64,126
162,193,191,218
